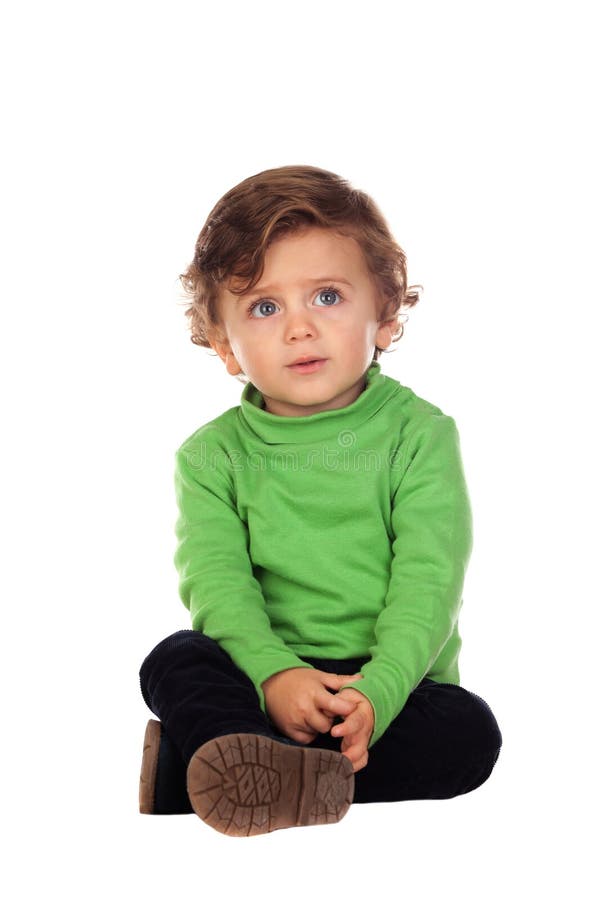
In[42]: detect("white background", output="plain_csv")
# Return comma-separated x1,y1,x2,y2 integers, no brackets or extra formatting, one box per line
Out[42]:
2,1,598,896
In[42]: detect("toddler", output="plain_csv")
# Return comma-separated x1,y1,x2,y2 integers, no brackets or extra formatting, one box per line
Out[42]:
138,164,502,837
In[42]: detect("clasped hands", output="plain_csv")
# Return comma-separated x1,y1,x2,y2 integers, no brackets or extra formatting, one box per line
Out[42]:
261,667,374,773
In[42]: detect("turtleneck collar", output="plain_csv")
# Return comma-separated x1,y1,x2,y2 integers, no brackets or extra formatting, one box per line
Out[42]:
239,361,401,444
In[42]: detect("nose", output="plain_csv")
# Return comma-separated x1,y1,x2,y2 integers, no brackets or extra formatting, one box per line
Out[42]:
284,306,318,341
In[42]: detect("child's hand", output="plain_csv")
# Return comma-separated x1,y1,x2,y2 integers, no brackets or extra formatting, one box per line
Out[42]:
262,668,364,745
330,687,374,773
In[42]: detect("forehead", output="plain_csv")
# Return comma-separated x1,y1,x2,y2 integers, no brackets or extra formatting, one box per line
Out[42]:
227,227,370,297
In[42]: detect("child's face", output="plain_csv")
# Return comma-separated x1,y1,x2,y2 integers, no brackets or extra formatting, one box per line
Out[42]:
210,227,395,416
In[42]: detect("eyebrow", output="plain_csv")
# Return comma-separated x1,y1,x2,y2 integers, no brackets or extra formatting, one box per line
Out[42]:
237,277,354,300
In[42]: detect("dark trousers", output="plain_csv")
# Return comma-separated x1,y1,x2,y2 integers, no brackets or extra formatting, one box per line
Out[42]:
139,630,502,806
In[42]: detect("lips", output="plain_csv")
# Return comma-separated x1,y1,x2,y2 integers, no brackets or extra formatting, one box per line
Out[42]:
288,356,325,366
286,357,328,375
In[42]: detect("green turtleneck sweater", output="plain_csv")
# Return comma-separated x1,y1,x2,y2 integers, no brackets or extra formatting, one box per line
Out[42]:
173,361,473,749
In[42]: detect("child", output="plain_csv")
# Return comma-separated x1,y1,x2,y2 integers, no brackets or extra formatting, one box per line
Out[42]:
138,164,502,837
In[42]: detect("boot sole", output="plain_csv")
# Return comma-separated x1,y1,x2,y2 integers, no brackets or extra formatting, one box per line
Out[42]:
139,719,161,814
186,732,355,837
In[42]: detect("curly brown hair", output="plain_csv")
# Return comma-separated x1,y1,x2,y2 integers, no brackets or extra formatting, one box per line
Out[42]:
178,164,421,368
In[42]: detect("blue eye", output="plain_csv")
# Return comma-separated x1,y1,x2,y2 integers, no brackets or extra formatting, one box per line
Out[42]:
248,300,278,318
247,286,343,318
315,288,342,307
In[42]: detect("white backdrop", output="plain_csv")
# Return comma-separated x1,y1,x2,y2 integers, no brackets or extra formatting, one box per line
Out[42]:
2,1,598,897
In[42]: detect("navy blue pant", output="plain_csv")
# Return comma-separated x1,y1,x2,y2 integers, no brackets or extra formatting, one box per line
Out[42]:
139,630,502,808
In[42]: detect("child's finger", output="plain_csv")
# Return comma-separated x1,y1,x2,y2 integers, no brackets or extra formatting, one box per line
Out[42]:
321,673,363,692
341,738,368,768
352,750,369,773
332,711,364,739
323,692,358,715
336,712,363,736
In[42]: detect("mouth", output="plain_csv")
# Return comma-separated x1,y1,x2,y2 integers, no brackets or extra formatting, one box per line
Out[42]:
286,357,328,374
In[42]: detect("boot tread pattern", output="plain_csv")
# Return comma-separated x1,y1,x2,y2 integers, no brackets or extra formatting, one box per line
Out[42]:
186,732,354,837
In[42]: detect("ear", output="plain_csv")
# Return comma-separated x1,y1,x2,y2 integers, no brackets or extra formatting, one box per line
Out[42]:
375,318,395,351
208,336,244,377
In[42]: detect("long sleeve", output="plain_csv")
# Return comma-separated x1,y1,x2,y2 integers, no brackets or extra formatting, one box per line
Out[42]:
338,414,473,749
173,443,314,715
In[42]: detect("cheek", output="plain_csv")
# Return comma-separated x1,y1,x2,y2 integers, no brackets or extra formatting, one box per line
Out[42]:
230,331,273,368
337,317,378,348
334,307,376,331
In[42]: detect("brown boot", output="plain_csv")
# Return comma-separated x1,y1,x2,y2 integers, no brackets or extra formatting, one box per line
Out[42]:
139,720,193,815
186,732,354,837
139,720,160,814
